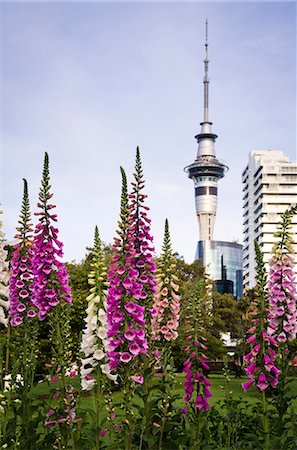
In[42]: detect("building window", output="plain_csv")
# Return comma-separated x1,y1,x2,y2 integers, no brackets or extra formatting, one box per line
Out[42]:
195,187,207,195
209,187,218,195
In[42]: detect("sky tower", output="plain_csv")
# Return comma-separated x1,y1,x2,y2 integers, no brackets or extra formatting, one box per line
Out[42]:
184,21,228,242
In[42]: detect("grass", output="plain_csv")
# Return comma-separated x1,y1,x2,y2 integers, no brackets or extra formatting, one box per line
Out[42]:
176,373,262,404
31,373,297,410
23,373,297,449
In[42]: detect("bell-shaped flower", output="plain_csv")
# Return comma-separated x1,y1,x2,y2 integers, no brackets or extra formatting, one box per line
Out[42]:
256,373,269,391
242,378,255,392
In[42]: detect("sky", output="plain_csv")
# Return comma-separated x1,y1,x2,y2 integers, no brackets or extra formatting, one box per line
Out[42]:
1,1,296,263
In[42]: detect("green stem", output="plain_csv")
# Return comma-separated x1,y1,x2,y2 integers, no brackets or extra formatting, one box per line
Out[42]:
5,325,10,376
139,375,149,450
276,347,289,438
261,390,270,450
192,411,201,450
158,413,166,450
158,350,169,450
54,307,66,391
124,377,133,450
107,389,121,450
21,320,30,444
95,368,103,449
53,307,69,448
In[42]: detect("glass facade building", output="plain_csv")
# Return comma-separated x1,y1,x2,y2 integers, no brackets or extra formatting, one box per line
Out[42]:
196,240,243,298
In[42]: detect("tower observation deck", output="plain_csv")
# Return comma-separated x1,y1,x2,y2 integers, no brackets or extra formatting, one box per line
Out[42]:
184,21,228,242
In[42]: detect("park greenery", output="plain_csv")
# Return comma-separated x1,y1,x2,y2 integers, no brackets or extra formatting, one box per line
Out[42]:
0,149,296,449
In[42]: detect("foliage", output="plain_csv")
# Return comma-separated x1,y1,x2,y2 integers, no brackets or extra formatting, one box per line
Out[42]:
3,149,297,450
66,256,92,360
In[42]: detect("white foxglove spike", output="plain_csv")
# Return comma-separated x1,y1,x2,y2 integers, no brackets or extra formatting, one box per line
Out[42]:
80,227,117,390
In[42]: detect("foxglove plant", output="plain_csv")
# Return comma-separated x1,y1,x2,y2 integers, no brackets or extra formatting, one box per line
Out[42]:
179,277,213,450
128,148,158,450
107,166,153,450
106,167,149,375
151,219,180,343
0,209,9,327
242,241,280,450
128,147,157,327
147,220,181,450
8,180,39,445
81,226,117,391
242,242,281,394
33,153,74,442
267,205,297,438
267,205,297,344
33,152,71,321
80,227,118,448
182,278,212,416
9,180,35,326
44,373,82,450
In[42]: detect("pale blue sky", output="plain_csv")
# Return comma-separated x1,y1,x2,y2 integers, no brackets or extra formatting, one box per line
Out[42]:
1,1,296,262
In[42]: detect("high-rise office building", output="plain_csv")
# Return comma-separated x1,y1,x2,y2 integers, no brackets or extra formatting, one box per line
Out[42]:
185,22,242,297
197,241,243,298
242,150,297,291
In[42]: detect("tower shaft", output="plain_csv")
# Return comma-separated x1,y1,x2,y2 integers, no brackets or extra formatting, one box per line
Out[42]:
185,21,228,242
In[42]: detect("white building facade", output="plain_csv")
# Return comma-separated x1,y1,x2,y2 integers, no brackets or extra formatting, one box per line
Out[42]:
242,150,297,291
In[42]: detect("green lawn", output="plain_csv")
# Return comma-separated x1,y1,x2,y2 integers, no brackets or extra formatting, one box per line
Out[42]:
31,373,297,409
173,373,297,407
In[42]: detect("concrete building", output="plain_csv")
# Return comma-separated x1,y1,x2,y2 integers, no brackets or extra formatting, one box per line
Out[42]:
242,150,297,291
184,22,243,297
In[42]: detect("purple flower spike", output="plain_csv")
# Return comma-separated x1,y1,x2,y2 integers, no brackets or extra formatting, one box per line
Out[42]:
107,160,154,375
9,179,36,326
181,278,212,414
32,153,71,319
128,148,157,322
242,241,280,394
268,245,297,343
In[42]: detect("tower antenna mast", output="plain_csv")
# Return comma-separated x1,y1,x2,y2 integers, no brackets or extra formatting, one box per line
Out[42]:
204,19,209,123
